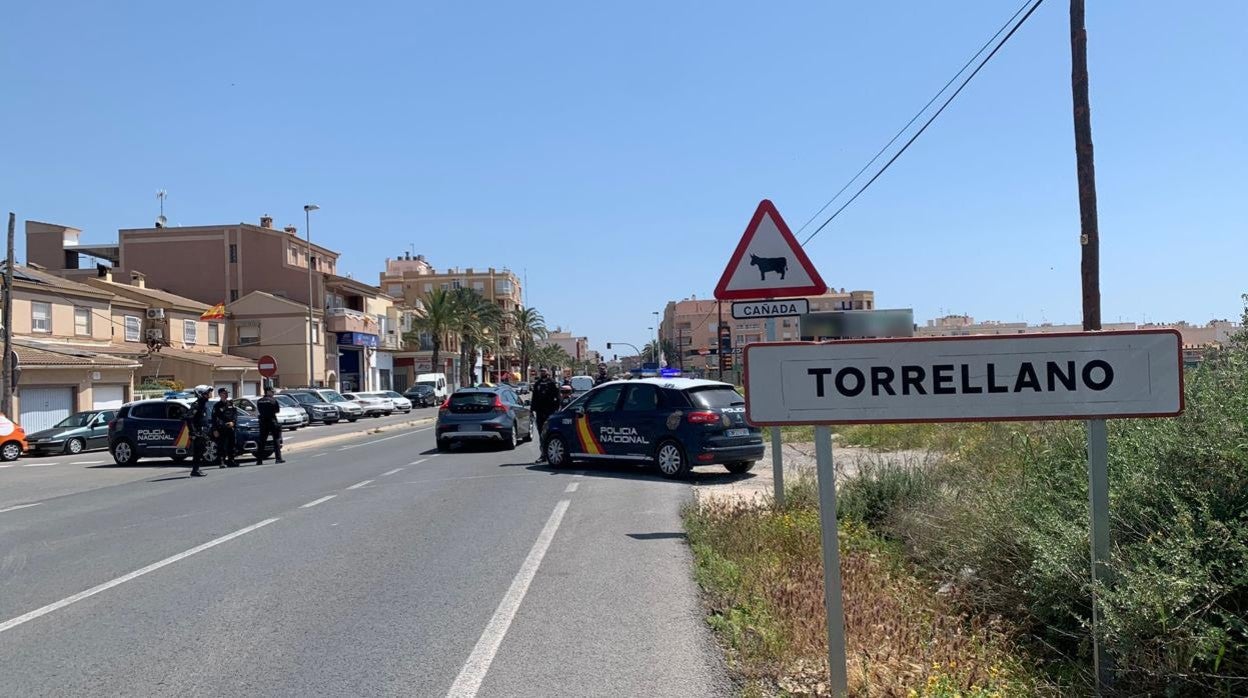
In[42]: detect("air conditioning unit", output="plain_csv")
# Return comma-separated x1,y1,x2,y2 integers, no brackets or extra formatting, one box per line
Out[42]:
145,328,164,341
146,308,166,320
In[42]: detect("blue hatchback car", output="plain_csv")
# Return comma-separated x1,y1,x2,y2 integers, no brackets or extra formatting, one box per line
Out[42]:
541,378,764,478
108,399,260,466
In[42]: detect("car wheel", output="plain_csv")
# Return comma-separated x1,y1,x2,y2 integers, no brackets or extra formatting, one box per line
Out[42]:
203,440,220,465
522,418,534,443
546,435,570,468
348,416,358,423
502,425,518,451
65,438,86,455
0,441,21,461
656,440,690,479
725,461,755,475
111,439,138,466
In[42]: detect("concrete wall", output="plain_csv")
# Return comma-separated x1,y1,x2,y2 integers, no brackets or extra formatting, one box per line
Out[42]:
25,222,79,270
11,289,113,342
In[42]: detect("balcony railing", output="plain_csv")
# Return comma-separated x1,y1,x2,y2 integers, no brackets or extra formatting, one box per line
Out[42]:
325,307,378,335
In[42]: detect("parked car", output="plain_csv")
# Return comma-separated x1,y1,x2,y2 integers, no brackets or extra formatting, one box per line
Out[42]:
341,392,391,418
0,413,28,461
276,394,311,428
108,399,260,465
435,386,534,451
280,390,341,425
25,409,116,455
376,390,412,413
235,396,304,430
516,382,531,395
540,378,763,478
416,373,450,400
307,388,362,422
567,375,595,400
404,384,437,408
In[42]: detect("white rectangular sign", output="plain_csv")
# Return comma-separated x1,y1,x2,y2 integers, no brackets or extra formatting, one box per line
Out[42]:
732,298,809,320
744,330,1183,425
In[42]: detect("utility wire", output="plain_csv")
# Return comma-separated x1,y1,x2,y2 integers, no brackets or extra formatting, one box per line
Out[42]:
802,0,1046,246
792,0,1036,239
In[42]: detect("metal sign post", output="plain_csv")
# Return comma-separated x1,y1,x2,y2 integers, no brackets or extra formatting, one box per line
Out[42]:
814,424,848,695
766,317,784,507
1087,418,1113,688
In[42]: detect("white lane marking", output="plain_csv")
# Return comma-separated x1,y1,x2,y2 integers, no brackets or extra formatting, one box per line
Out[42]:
0,517,279,635
311,452,328,458
0,503,42,514
0,464,14,468
446,499,570,698
346,479,373,490
301,495,336,509
338,428,433,451
564,482,579,493
71,460,107,465
21,463,55,468
408,458,427,466
381,468,405,477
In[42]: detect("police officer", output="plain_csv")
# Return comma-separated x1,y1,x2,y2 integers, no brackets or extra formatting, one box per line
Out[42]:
212,388,239,468
531,368,561,463
594,363,610,386
186,385,213,477
255,386,285,465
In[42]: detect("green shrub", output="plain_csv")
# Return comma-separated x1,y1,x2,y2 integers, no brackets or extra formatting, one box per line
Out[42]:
839,456,938,527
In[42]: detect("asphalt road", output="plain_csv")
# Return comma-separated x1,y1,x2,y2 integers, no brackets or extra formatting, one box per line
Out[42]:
0,421,732,696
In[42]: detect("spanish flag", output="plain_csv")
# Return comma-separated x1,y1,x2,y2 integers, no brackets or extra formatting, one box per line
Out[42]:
200,302,226,321
174,424,192,450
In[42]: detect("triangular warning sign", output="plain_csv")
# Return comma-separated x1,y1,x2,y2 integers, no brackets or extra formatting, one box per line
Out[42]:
714,200,827,300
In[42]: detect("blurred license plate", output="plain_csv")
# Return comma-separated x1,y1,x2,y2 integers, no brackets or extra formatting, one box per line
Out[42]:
459,424,482,432
725,428,749,438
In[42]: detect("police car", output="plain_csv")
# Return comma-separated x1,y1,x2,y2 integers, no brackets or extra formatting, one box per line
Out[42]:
107,399,260,466
541,378,764,478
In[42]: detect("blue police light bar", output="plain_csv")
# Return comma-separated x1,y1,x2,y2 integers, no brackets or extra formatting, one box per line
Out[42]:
659,368,682,378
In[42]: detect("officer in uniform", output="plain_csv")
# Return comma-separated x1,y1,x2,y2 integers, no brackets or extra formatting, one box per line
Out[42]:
255,386,286,465
530,368,561,463
212,388,239,467
186,385,213,477
594,363,610,386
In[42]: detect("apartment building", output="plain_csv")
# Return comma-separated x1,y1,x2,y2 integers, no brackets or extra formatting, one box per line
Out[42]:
380,253,524,387
658,288,875,370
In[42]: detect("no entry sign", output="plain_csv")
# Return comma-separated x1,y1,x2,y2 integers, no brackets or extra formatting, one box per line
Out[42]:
257,355,278,378
744,330,1183,425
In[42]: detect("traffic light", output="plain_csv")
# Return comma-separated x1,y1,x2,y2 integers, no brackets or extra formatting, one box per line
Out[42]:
606,342,612,349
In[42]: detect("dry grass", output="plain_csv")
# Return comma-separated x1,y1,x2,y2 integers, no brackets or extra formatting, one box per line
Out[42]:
685,478,1051,697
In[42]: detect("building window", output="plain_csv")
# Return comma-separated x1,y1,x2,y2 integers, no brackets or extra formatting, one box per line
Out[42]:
311,322,320,344
473,281,485,292
494,280,513,296
451,279,463,290
31,302,51,333
230,289,239,302
229,243,238,263
183,320,197,345
74,307,92,336
424,283,433,293
125,315,141,342
387,284,403,297
208,323,220,345
238,325,260,345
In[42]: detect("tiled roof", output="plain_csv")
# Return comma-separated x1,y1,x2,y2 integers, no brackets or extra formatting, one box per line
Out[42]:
14,341,141,368
92,342,257,369
86,278,210,312
10,265,112,299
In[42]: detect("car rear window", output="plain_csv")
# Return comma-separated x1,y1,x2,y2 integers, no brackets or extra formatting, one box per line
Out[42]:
687,387,746,409
451,392,495,407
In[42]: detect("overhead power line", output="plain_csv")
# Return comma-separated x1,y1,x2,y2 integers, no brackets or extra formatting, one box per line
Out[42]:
801,0,1046,246
792,0,1037,240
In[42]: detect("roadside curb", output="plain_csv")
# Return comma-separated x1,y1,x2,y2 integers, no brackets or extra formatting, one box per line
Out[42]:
283,417,436,454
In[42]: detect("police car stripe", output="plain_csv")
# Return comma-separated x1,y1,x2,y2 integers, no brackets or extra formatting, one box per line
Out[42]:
575,416,604,455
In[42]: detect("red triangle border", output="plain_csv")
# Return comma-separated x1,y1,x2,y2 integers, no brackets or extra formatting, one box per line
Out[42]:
713,199,828,301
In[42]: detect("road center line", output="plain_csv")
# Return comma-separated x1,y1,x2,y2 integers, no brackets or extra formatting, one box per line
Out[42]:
346,479,373,490
446,499,570,698
381,468,404,476
21,463,54,468
300,495,336,509
408,458,427,466
0,517,279,635
0,464,14,468
311,452,328,458
0,502,41,514
564,482,579,493
71,460,107,465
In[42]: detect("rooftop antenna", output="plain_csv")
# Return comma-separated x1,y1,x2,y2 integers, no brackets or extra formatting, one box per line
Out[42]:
156,190,168,227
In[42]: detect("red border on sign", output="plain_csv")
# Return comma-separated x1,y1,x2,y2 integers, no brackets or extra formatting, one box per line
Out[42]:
714,199,828,301
257,354,278,378
742,329,1186,426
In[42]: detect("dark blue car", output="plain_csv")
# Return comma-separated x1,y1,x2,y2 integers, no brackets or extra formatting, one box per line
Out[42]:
541,378,764,478
108,399,260,466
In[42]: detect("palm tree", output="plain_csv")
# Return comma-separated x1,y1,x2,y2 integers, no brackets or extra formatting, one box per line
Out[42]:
452,289,504,385
512,306,548,382
404,288,458,380
643,340,662,365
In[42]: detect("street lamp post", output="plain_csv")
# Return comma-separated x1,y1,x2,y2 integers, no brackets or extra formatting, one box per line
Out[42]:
304,204,320,386
652,311,661,366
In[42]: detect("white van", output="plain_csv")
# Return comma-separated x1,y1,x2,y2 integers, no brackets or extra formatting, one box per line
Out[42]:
415,373,450,400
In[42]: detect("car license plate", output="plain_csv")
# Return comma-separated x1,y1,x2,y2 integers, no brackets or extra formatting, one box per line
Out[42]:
725,428,749,438
459,424,482,432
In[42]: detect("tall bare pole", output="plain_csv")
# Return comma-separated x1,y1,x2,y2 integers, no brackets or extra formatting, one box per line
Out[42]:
2,213,14,417
1071,0,1100,333
1071,0,1113,693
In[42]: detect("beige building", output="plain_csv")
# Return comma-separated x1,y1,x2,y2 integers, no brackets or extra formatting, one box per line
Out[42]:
659,288,875,371
916,315,1136,337
380,253,524,387
227,291,327,390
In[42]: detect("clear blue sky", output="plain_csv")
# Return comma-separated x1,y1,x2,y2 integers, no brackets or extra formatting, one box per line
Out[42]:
3,1,1244,356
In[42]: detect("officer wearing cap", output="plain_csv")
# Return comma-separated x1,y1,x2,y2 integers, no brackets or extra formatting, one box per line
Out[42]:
186,385,213,477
